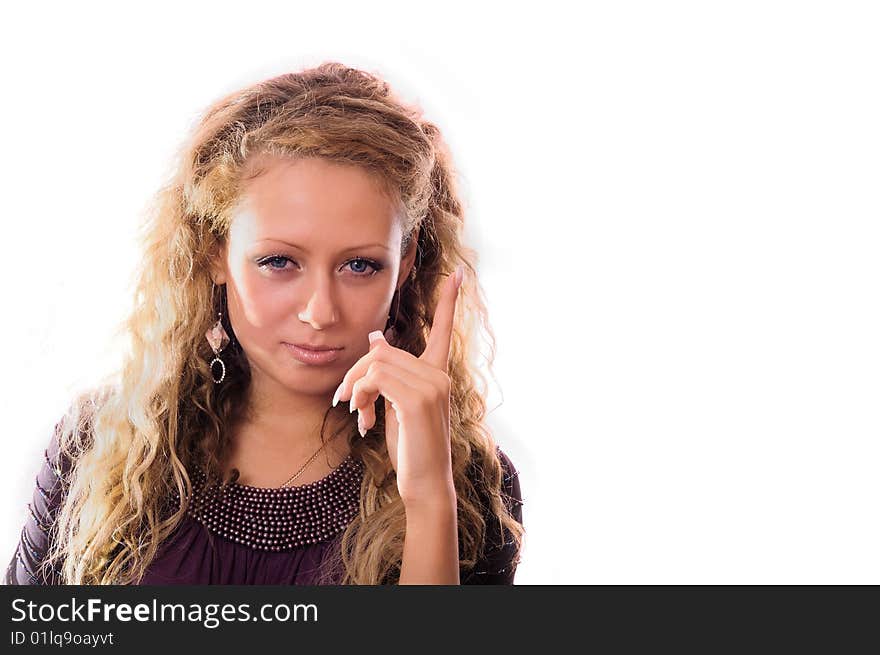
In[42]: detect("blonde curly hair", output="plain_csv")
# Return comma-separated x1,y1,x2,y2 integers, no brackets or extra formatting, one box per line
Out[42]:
42,62,523,584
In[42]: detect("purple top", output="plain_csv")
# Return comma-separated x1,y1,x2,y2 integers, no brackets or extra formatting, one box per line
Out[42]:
6,423,523,585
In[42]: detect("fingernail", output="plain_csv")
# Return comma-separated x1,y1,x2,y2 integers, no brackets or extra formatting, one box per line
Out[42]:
368,330,383,344
331,383,343,407
357,413,366,438
349,398,356,414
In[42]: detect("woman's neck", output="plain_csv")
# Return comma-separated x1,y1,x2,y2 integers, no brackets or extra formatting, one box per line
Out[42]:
223,371,354,486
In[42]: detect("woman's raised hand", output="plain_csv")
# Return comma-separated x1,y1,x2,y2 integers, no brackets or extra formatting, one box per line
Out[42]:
331,264,463,509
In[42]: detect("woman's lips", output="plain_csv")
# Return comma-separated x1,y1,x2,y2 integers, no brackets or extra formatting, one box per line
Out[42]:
282,343,343,365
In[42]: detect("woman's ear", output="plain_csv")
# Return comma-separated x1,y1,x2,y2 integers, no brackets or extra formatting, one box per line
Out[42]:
397,229,419,289
209,243,228,286
210,264,227,286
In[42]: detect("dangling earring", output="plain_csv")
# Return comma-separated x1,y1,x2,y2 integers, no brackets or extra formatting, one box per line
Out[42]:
205,282,231,384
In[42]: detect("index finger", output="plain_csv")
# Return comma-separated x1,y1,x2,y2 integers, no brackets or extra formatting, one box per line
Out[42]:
420,264,463,372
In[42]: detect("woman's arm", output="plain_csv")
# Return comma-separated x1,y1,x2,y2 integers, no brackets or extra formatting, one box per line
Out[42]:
5,422,70,585
399,485,460,585
460,447,524,585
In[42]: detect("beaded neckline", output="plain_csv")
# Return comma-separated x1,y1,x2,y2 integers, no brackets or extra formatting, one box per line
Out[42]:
224,453,357,492
181,454,366,551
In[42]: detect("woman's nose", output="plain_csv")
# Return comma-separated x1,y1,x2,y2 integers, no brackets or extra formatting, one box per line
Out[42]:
296,279,339,328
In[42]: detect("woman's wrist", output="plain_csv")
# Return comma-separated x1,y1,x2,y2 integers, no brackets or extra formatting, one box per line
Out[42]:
401,481,457,517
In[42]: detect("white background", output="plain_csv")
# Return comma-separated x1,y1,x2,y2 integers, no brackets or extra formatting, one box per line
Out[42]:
1,1,878,584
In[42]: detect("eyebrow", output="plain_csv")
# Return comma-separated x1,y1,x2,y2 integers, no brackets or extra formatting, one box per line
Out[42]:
255,239,392,253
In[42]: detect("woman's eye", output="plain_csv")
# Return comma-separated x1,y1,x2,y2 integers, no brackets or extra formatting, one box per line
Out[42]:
345,257,383,277
257,255,383,277
259,255,295,271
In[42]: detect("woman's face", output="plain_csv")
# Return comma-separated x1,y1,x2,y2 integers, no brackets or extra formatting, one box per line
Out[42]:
211,155,416,396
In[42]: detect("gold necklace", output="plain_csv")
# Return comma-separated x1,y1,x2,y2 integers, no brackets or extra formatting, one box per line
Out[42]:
278,430,347,488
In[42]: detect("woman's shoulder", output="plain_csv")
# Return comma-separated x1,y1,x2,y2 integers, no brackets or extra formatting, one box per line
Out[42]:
4,386,116,585
459,444,524,584
494,446,522,511
5,399,85,584
46,386,111,468
463,444,523,512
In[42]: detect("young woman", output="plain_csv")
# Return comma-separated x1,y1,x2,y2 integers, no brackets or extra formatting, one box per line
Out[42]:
6,62,524,585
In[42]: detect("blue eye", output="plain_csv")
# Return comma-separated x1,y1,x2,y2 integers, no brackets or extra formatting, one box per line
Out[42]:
346,257,383,277
260,255,294,271
257,255,383,277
